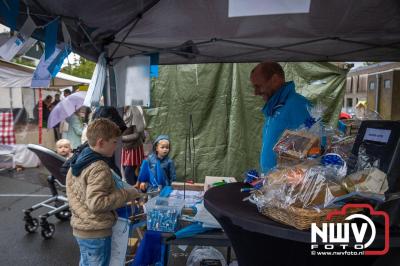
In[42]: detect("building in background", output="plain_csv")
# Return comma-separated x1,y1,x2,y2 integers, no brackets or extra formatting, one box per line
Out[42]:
344,62,400,120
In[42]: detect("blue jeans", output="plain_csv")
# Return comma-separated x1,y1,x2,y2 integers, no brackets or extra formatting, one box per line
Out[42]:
75,236,111,266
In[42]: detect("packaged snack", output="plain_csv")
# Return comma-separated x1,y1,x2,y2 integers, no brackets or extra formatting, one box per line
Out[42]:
327,136,355,161
274,130,319,160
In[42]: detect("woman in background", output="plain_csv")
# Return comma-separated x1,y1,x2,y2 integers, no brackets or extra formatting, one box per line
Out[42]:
62,107,85,150
121,106,146,185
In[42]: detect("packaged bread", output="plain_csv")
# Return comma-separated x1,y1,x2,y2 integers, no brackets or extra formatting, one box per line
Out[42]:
342,168,388,194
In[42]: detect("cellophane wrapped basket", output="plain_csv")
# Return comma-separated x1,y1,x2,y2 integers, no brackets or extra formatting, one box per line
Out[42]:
251,161,361,230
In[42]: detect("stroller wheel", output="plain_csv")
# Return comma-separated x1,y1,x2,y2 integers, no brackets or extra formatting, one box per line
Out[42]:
41,223,55,239
55,210,71,221
24,218,39,233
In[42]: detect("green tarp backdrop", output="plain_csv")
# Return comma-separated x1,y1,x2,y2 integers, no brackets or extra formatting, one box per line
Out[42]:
145,62,347,182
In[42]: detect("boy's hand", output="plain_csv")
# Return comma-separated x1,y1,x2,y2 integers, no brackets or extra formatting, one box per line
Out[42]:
139,182,147,192
126,187,143,201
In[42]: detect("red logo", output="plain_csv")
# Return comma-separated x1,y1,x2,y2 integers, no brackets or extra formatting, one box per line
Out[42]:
326,204,390,255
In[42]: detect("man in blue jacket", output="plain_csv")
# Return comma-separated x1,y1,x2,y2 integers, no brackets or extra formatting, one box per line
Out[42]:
250,62,311,173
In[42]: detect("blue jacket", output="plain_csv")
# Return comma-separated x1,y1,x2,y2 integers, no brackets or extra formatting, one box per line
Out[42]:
260,81,311,173
138,135,176,189
138,153,176,188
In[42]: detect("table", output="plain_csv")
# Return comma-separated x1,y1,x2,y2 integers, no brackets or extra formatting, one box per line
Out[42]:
204,182,400,266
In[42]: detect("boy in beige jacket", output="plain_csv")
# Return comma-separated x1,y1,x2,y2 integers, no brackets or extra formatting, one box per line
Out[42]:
66,118,141,266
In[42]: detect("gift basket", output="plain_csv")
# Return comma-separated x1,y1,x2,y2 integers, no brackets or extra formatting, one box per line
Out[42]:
251,159,361,230
250,104,389,230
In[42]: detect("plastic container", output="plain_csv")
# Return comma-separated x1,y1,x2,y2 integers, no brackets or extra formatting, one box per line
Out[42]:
145,196,185,232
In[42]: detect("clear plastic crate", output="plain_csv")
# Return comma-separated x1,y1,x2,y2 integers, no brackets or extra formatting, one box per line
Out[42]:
145,196,185,233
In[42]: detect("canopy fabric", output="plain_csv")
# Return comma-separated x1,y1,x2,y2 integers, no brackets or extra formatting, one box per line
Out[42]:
0,59,90,88
3,0,400,63
0,62,32,87
145,62,347,182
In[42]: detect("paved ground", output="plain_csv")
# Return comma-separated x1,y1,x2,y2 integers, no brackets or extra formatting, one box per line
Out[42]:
0,167,78,265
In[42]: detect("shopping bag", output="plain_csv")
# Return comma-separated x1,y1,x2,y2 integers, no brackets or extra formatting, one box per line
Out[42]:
110,217,130,266
110,170,133,265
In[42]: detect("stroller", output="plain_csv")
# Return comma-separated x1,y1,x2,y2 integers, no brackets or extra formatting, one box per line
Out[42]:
23,144,70,239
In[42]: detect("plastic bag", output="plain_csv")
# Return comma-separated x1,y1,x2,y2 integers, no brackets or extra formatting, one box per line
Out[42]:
252,162,348,211
342,167,388,195
356,144,380,171
320,153,347,181
273,104,324,163
186,246,227,266
327,136,355,161
273,130,319,160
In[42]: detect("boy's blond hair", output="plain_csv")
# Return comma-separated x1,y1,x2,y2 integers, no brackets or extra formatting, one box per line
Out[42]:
86,118,121,147
56,138,71,147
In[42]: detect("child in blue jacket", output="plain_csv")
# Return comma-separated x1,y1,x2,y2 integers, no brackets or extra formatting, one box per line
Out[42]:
138,135,176,192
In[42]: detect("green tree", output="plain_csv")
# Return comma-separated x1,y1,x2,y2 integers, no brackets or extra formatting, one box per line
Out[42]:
12,57,36,67
62,57,95,79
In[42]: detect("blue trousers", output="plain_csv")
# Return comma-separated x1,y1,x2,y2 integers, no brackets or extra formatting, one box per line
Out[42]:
75,236,111,266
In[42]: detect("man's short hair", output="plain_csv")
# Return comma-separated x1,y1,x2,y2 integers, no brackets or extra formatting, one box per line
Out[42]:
86,118,121,147
251,62,285,81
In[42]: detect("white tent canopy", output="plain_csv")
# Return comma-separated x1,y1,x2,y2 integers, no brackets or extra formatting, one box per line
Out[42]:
0,59,90,88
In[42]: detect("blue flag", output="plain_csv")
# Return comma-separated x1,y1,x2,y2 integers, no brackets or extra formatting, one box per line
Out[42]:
149,53,159,78
47,44,71,77
45,18,59,59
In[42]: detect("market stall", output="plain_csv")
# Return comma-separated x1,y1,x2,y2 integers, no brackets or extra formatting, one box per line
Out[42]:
2,1,400,265
0,59,89,170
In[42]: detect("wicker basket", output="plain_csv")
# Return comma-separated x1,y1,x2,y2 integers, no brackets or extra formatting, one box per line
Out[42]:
261,205,362,230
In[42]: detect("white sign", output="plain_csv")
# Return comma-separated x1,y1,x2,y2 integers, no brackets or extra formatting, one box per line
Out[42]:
114,55,151,107
229,0,311,18
363,128,391,143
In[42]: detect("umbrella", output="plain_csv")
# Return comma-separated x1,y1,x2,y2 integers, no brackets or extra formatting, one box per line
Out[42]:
47,91,86,128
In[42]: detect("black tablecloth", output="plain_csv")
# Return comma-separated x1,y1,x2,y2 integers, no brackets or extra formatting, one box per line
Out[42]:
204,182,400,266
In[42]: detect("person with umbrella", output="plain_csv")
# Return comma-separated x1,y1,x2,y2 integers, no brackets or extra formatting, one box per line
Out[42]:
48,91,87,149
62,107,85,149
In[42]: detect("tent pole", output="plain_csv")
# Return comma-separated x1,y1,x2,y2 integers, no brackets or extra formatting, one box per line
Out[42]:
77,21,101,54
38,88,42,144
112,40,220,60
105,64,111,106
110,16,142,59
9,87,13,111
